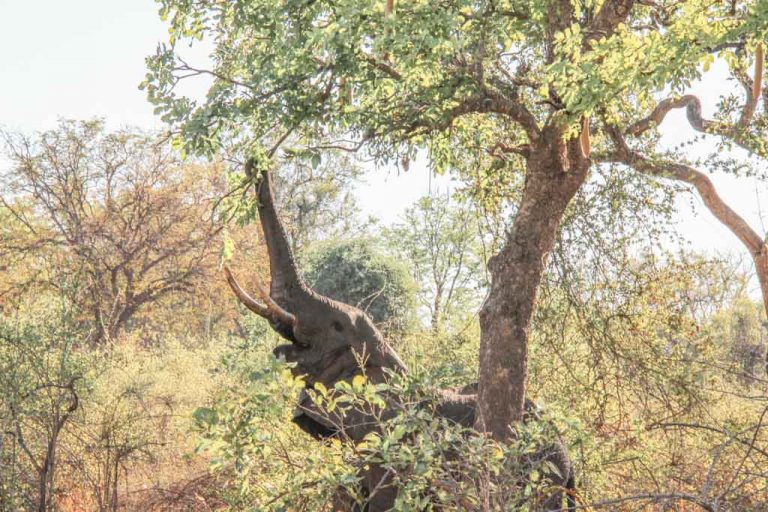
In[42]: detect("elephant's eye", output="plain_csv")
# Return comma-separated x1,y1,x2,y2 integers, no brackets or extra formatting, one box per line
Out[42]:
332,321,344,332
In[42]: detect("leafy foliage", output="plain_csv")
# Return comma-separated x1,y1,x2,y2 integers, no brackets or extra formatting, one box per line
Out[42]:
0,297,87,511
146,0,768,169
385,193,487,334
304,238,417,334
193,358,575,511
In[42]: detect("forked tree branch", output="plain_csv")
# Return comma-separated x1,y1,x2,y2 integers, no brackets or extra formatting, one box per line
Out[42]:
627,44,765,149
615,43,768,336
627,94,741,135
406,92,541,144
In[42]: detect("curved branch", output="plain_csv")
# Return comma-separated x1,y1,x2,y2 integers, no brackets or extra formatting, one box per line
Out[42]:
625,92,761,153
625,95,720,136
607,128,764,255
583,492,714,511
606,128,768,356
360,53,402,80
461,91,541,142
732,66,759,128
401,92,540,145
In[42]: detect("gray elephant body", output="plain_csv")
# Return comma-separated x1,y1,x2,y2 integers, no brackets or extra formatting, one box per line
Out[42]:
291,379,573,511
226,165,574,511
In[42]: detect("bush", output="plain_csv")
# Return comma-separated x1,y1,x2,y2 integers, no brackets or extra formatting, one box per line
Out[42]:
192,360,573,511
0,300,88,512
304,238,417,335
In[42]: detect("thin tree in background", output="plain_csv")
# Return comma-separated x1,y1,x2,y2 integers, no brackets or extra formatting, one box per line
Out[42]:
386,193,484,334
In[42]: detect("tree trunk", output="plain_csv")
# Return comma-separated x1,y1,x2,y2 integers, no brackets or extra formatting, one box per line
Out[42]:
431,284,443,334
753,248,768,374
38,422,60,512
476,127,588,439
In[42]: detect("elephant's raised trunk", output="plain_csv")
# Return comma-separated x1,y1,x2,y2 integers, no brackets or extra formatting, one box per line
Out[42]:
247,160,311,308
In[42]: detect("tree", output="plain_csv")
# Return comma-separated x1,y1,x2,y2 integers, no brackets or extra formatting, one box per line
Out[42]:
0,302,86,512
709,295,767,382
385,193,485,334
147,0,768,438
273,151,368,256
1,120,223,343
304,238,416,334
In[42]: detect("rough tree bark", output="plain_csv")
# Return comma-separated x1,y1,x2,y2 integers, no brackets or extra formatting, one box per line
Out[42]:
476,127,590,438
472,0,634,439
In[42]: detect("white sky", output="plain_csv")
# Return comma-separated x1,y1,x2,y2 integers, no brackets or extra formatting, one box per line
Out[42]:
1,0,766,293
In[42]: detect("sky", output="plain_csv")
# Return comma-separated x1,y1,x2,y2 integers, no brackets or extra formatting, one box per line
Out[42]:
1,0,766,292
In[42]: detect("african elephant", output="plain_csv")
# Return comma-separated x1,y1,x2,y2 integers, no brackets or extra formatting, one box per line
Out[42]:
224,162,575,511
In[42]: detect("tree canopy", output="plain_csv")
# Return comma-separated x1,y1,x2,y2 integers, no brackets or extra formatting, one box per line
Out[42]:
146,0,768,437
1,120,224,343
384,194,485,334
147,0,768,161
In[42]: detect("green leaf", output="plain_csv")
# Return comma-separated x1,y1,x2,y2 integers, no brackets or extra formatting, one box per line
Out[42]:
193,407,219,425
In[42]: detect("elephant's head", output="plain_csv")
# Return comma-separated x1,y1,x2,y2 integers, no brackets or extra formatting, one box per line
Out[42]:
225,162,407,390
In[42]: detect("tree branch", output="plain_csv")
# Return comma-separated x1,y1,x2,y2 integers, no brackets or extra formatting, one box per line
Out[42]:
625,94,726,136
360,53,402,81
411,92,540,143
626,80,760,152
607,126,764,255
585,0,637,45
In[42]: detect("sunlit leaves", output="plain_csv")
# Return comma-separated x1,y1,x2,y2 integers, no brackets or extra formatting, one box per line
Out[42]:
196,358,577,510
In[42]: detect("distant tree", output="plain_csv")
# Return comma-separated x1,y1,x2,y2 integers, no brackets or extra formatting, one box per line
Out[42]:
272,152,368,256
304,238,416,334
709,294,767,382
0,120,223,343
385,193,485,334
0,303,86,512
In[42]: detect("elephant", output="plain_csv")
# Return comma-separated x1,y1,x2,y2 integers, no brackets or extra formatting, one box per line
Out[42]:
224,162,575,511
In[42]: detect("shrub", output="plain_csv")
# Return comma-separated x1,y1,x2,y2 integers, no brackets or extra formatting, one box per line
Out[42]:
304,238,417,335
192,360,573,511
